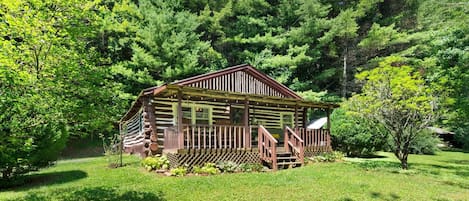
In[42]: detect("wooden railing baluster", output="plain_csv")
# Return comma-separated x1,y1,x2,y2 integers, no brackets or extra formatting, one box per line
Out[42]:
285,127,304,166
258,125,278,171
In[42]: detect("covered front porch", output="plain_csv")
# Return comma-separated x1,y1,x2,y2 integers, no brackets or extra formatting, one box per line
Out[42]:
156,84,337,170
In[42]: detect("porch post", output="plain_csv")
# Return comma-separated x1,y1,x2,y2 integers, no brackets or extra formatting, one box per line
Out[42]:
326,107,331,130
294,104,299,132
177,90,183,149
326,107,332,149
244,97,250,148
302,107,307,129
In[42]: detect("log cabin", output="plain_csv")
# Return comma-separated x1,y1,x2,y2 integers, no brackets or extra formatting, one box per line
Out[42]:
119,64,339,170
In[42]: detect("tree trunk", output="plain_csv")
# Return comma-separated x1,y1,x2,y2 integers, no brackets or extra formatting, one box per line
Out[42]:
342,47,348,98
400,158,408,169
394,149,409,170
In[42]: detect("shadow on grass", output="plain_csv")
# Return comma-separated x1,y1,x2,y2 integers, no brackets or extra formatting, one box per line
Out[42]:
337,198,354,201
439,147,469,153
354,161,401,171
353,154,388,159
443,159,469,165
11,186,165,201
411,162,469,176
441,180,469,190
2,170,87,191
370,192,400,201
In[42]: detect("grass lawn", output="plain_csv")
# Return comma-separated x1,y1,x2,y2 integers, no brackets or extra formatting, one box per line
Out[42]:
1,151,468,201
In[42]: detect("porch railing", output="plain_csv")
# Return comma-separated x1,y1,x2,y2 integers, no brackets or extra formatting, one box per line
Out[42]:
164,124,252,150
284,126,304,165
296,128,331,152
258,125,278,171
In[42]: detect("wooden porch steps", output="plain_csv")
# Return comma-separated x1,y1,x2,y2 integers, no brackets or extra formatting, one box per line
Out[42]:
273,151,302,169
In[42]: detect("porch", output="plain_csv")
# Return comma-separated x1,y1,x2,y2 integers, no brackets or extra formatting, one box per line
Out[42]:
163,123,331,170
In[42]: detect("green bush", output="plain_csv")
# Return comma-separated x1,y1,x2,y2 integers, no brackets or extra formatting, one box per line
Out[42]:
454,127,469,151
410,132,440,155
386,130,440,155
216,161,238,173
170,167,187,177
309,151,345,163
141,155,169,171
193,163,220,175
0,85,68,185
238,163,264,172
330,108,388,157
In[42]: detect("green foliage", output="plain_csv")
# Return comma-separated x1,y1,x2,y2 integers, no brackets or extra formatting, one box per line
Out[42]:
238,163,264,172
141,155,169,171
308,151,345,163
215,161,239,173
1,0,469,180
402,131,440,155
349,56,436,169
298,90,341,103
192,163,220,175
0,0,105,180
330,108,388,156
358,23,409,52
170,166,188,177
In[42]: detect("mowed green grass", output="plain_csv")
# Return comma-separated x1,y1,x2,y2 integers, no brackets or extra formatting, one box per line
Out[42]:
1,151,468,201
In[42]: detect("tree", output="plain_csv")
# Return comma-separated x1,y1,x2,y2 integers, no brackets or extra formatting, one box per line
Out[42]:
0,0,124,182
348,56,436,169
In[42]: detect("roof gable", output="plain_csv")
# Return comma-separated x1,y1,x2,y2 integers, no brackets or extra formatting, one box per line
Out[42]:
173,64,302,99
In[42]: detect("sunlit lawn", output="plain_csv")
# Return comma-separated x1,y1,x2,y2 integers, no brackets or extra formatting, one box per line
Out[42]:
1,151,468,201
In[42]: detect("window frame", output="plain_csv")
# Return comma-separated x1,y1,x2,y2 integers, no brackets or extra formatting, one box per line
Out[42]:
280,112,294,129
230,104,245,125
173,103,213,125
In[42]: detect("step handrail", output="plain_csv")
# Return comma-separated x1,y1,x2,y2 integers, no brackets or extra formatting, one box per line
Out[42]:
258,125,278,171
284,126,304,166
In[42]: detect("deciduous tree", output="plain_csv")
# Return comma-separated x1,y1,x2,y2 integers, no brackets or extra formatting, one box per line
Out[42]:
348,56,436,169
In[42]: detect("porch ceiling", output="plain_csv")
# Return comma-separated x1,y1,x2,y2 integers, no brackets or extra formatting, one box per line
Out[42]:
155,84,339,109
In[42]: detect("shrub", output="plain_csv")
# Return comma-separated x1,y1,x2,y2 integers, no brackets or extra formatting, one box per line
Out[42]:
193,163,220,175
309,151,345,163
409,132,440,155
216,161,239,173
141,155,169,171
454,127,469,151
170,167,187,177
330,108,388,157
238,163,264,172
386,130,440,155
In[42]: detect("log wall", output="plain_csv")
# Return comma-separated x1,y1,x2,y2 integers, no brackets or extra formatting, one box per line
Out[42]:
152,97,306,150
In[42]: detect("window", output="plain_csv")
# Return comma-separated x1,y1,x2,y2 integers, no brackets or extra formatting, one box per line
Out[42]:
195,107,210,124
174,104,212,125
182,106,192,124
280,113,294,128
230,105,245,125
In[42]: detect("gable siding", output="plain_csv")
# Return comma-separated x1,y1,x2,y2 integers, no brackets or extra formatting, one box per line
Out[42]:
183,71,287,98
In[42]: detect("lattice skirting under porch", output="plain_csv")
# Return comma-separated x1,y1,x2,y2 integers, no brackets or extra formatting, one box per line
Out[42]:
304,146,333,158
166,149,261,169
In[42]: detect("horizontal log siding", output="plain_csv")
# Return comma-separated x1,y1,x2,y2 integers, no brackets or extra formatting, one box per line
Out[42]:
153,99,174,149
153,97,233,149
153,97,305,150
122,108,144,148
186,70,287,98
249,105,304,129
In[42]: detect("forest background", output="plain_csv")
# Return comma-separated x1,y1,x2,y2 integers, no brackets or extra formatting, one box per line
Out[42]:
1,0,468,178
